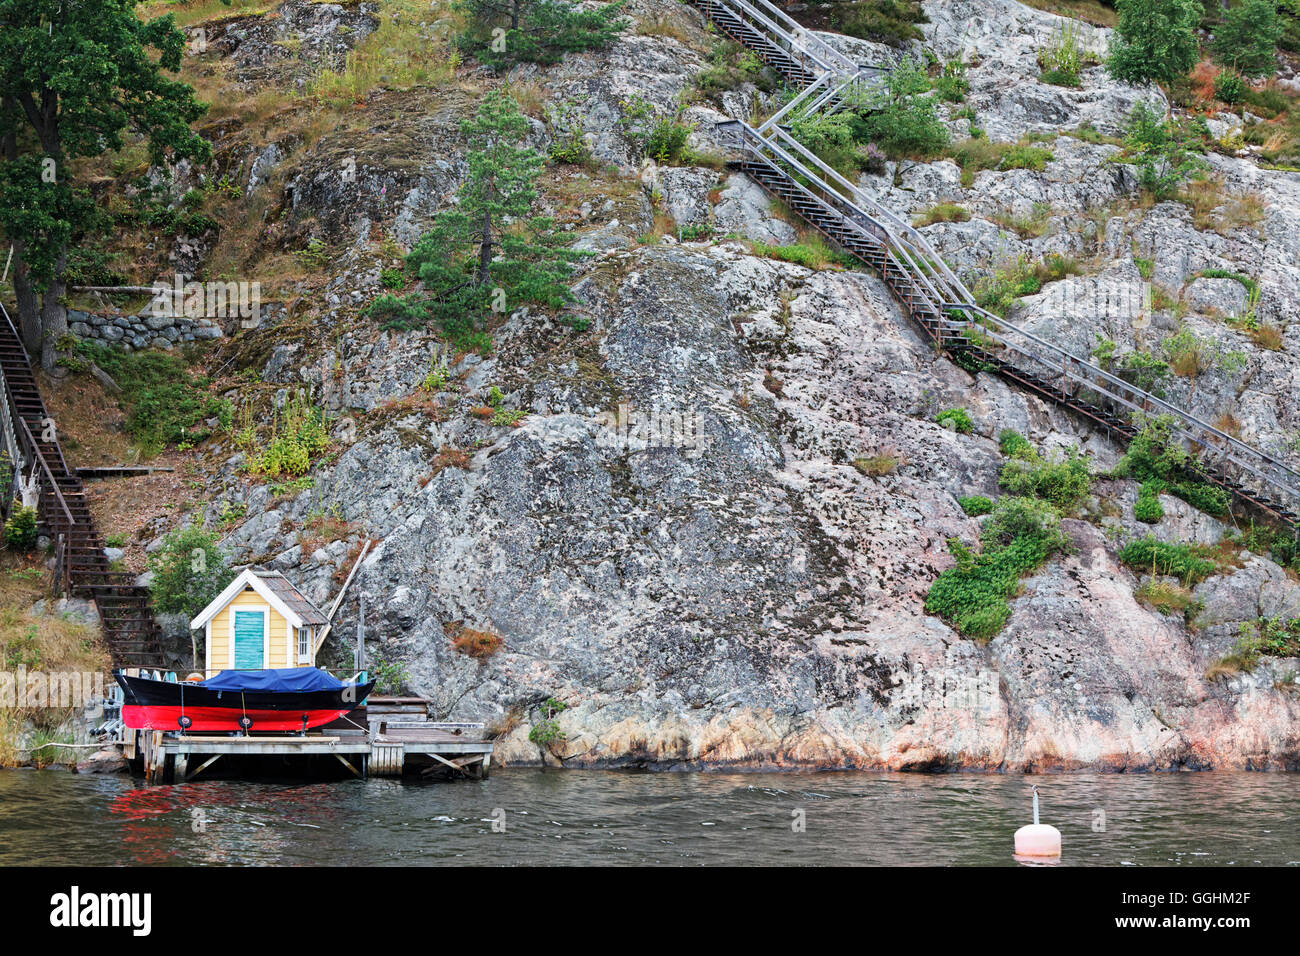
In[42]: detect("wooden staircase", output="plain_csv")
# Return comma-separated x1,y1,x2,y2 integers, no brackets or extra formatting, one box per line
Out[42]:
0,302,162,665
689,0,1300,530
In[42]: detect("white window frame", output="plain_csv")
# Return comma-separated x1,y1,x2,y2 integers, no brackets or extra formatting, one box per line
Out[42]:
296,626,312,664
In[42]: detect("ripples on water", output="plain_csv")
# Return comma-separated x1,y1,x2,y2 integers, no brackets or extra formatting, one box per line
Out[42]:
1,769,1297,866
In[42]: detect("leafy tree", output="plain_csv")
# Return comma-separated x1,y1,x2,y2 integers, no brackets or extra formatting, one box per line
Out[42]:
455,0,626,69
1107,0,1200,85
1122,102,1206,199
0,0,210,369
367,91,583,351
147,523,230,618
850,56,948,158
1213,0,1281,78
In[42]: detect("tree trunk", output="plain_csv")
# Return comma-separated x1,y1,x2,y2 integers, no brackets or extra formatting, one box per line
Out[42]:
11,246,42,355
38,249,67,372
476,209,493,286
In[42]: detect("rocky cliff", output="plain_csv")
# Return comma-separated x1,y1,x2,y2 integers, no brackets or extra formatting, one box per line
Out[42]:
116,0,1300,769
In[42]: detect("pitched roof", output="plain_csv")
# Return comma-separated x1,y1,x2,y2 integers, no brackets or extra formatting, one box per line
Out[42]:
190,568,330,630
254,570,329,626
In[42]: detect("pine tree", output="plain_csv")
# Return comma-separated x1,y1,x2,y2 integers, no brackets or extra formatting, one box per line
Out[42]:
0,0,210,369
1213,0,1282,78
1107,0,1201,86
373,91,583,351
455,0,627,69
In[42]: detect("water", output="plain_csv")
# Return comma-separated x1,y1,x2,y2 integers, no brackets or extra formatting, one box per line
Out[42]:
1,769,1298,866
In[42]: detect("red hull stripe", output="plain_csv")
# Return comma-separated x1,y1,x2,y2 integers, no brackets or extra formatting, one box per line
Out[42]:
122,704,350,732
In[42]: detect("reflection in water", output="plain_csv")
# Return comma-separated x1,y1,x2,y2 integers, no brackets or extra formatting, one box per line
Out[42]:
1,769,1298,866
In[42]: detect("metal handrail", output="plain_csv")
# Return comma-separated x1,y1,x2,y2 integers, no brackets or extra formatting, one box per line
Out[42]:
749,122,953,313
16,415,76,527
950,309,1300,498
0,303,79,527
694,0,1300,519
738,0,863,75
758,73,833,133
704,0,838,75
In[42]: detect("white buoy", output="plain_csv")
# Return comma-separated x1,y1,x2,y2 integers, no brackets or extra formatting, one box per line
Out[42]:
1013,785,1062,859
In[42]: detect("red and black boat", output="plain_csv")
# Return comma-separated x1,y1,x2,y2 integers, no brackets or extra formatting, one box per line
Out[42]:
115,667,375,733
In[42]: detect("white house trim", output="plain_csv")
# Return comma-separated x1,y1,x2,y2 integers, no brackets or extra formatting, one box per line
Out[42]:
190,569,307,632
228,604,270,670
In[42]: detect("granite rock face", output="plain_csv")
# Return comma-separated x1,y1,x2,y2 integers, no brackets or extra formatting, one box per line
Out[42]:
173,0,1300,769
213,243,1300,771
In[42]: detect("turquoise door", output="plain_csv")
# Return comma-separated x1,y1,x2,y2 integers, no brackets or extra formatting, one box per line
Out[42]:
232,610,265,669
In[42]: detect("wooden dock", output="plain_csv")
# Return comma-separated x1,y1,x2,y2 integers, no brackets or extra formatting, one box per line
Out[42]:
125,696,494,784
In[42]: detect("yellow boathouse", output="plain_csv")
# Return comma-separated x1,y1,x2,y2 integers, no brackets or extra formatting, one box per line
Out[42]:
190,569,330,672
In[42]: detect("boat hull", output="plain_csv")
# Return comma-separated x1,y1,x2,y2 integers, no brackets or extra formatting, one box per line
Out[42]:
116,672,374,733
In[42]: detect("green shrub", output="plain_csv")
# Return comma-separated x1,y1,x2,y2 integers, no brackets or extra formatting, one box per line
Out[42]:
958,495,994,516
1117,536,1220,585
370,656,409,695
528,696,569,746
146,523,231,617
998,429,1033,458
997,145,1054,171
3,505,38,551
973,257,1044,315
998,448,1092,511
548,124,591,165
853,56,949,159
1038,21,1088,87
832,0,928,47
1122,103,1207,200
75,341,231,456
789,110,863,174
934,56,970,102
243,391,332,479
1213,71,1246,105
694,42,777,98
646,118,693,163
1135,480,1166,523
936,408,973,433
1228,521,1300,571
1117,350,1171,393
362,292,428,330
925,497,1071,639
1114,417,1229,517
455,0,626,69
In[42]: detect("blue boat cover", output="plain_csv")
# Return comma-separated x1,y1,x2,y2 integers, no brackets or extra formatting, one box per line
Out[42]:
200,667,346,693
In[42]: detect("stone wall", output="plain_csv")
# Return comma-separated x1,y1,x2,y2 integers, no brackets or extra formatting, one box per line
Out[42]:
68,308,224,352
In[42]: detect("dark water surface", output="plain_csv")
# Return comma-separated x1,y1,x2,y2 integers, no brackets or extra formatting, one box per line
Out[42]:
1,768,1297,866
